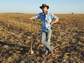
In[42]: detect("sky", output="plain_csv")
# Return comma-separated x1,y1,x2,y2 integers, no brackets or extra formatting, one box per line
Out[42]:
0,0,84,14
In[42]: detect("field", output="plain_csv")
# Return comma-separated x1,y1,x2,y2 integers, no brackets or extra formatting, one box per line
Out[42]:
0,13,84,63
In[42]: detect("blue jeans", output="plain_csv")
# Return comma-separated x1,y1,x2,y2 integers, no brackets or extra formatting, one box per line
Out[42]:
40,28,53,54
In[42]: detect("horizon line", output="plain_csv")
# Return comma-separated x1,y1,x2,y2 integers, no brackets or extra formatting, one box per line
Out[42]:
0,12,84,14
0,13,84,14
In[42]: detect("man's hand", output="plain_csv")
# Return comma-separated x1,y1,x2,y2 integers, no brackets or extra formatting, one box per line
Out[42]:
28,17,35,21
50,19,59,25
50,22,53,26
28,18,32,21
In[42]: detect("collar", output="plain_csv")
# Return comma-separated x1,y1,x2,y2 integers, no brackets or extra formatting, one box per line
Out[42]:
42,11,49,15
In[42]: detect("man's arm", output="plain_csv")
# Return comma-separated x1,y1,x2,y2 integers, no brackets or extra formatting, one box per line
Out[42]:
28,16,35,21
50,19,59,26
50,13,59,25
28,13,40,21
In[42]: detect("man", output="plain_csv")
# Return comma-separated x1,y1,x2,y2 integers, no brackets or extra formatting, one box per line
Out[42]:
29,4,59,55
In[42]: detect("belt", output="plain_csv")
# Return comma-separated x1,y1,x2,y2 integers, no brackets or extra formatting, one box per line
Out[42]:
47,27,52,30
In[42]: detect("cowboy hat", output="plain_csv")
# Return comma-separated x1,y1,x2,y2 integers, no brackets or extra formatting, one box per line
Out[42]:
40,4,49,9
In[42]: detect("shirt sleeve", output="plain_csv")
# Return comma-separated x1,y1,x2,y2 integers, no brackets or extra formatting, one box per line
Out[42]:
34,13,40,19
51,13,58,20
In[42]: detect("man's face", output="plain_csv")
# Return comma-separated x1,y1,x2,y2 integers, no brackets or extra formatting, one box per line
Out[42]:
42,7,47,12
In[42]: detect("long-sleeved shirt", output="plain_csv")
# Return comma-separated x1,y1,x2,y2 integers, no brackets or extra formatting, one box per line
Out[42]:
34,12,58,32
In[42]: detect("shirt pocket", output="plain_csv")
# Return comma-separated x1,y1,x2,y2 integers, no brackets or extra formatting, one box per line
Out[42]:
40,16,45,20
46,16,51,23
